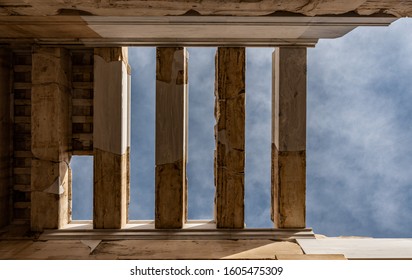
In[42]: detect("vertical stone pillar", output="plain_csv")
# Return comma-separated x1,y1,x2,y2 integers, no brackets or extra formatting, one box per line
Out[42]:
0,48,11,227
155,47,188,229
31,47,71,231
93,47,130,229
271,47,306,228
214,47,245,229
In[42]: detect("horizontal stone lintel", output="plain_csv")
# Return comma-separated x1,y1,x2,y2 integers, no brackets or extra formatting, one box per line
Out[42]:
0,16,396,47
40,225,315,241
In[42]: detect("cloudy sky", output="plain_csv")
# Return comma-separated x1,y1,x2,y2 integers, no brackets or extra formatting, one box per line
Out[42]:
71,18,412,238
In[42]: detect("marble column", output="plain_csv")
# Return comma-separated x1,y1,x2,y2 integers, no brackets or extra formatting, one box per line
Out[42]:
271,47,306,228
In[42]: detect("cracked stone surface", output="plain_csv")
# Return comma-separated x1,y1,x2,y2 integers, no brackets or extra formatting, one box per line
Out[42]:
0,1,411,17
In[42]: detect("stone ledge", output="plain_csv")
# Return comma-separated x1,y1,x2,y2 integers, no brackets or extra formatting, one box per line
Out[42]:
39,223,315,241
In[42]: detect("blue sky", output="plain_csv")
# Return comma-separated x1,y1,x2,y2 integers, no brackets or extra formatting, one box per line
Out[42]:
71,18,412,238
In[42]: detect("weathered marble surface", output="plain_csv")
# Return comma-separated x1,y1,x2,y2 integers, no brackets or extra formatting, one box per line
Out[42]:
0,1,411,16
271,48,306,228
31,47,71,231
0,239,303,260
214,47,245,229
155,47,188,229
93,47,130,229
0,14,396,47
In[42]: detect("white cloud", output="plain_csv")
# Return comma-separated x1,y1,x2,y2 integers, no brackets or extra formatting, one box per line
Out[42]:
245,48,273,227
307,18,412,237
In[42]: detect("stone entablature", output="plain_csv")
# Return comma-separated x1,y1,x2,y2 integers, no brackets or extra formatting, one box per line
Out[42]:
0,1,411,17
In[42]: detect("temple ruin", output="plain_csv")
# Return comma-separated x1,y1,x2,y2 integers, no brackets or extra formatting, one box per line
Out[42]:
0,1,411,259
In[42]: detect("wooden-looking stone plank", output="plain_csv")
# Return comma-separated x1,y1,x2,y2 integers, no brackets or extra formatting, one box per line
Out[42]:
93,47,130,229
155,47,188,229
214,47,245,229
0,239,303,260
0,240,94,260
271,47,307,228
94,240,302,260
31,47,71,231
0,48,12,227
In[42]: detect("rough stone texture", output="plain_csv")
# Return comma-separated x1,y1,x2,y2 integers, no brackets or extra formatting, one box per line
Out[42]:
272,48,306,152
0,240,94,260
272,48,306,228
12,51,33,223
0,3,403,48
0,1,411,16
71,49,94,155
0,48,11,228
95,240,302,260
155,47,188,229
93,47,130,229
214,47,245,229
93,148,128,229
94,48,128,64
0,15,396,48
155,162,186,229
31,47,71,231
272,148,306,228
31,162,70,229
357,0,412,17
31,48,71,161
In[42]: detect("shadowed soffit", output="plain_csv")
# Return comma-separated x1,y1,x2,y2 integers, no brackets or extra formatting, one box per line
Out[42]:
0,15,397,47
